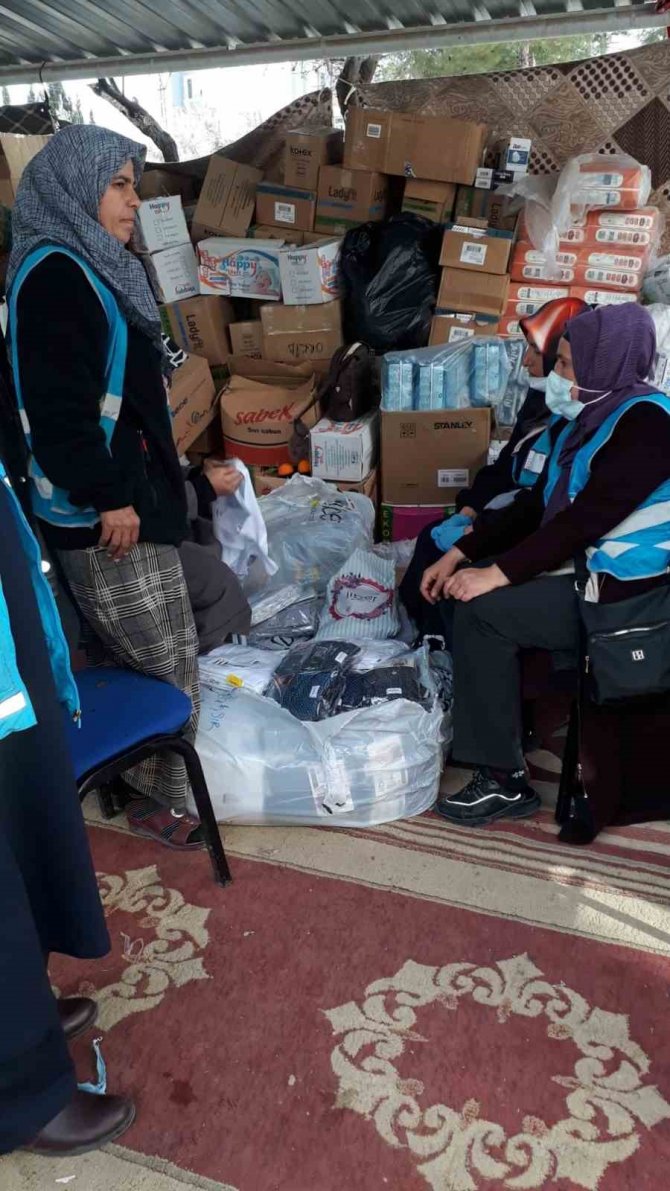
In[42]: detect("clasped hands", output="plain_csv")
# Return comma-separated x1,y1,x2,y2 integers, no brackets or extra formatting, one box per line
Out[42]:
420,546,509,605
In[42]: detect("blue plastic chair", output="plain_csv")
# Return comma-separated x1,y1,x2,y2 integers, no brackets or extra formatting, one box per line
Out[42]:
66,668,231,887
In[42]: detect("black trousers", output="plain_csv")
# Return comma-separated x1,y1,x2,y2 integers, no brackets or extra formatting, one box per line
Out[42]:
451,575,579,772
0,482,109,1153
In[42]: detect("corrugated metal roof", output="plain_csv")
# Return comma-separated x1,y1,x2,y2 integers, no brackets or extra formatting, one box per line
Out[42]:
0,0,666,83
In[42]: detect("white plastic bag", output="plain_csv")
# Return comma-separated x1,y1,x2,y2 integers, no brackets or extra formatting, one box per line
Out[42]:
256,475,375,600
192,651,446,826
317,549,399,641
198,643,283,695
211,459,277,582
552,154,651,237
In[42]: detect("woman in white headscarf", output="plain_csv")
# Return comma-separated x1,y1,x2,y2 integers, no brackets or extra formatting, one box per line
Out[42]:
6,125,203,850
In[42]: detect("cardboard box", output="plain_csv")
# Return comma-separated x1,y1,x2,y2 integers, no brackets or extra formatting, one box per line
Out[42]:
252,466,377,500
310,412,379,482
315,166,388,235
140,167,197,203
437,268,510,318
260,300,342,365
402,180,456,223
440,221,514,276
198,237,282,301
160,295,234,366
494,136,532,177
0,133,50,206
278,238,341,305
380,503,453,543
430,312,499,345
568,286,637,308
138,196,190,253
284,128,344,190
249,224,305,246
255,183,317,233
193,156,262,238
229,321,264,358
220,357,317,466
454,186,522,233
381,407,491,505
185,416,225,463
343,108,486,185
168,353,218,454
150,243,200,303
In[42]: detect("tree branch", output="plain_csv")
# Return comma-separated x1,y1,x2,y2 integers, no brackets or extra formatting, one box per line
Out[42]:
336,56,378,119
90,77,180,162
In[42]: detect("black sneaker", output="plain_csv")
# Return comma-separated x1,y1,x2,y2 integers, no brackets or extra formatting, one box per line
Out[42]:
435,768,541,827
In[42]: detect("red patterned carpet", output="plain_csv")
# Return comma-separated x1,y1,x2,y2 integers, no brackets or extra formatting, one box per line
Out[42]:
33,806,670,1191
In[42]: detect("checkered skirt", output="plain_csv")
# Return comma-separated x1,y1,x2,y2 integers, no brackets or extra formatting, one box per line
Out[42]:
57,543,200,808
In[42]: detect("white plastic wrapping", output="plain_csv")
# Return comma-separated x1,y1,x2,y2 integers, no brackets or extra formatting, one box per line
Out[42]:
254,476,375,600
552,154,651,237
191,650,446,826
211,459,277,581
644,260,670,307
317,550,399,641
381,338,512,413
646,302,670,396
198,644,282,695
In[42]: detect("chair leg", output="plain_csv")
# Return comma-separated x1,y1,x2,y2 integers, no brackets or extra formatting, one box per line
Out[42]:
95,782,117,820
555,699,579,825
171,738,232,887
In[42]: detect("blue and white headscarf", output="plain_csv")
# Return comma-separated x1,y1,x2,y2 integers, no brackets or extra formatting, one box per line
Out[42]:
7,125,162,352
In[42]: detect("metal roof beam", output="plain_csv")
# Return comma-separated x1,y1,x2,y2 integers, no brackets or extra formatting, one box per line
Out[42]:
0,5,666,84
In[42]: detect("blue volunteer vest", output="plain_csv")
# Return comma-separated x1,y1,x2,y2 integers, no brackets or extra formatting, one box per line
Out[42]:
0,460,80,740
511,419,557,490
8,245,128,529
544,393,670,582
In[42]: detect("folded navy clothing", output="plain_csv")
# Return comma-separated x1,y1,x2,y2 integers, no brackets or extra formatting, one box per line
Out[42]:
339,665,429,712
268,640,360,720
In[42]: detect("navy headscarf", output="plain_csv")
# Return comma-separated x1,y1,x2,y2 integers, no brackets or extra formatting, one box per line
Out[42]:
544,303,658,520
7,125,162,353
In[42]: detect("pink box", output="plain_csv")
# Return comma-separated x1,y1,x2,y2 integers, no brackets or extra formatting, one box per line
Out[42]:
380,503,455,542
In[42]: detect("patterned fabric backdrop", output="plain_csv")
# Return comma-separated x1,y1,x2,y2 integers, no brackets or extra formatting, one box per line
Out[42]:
359,39,670,250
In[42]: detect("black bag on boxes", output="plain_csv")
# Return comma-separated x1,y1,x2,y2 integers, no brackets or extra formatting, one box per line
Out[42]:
317,343,379,422
340,214,442,353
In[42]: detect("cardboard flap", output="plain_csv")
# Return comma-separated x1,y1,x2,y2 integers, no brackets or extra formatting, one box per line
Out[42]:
227,356,315,385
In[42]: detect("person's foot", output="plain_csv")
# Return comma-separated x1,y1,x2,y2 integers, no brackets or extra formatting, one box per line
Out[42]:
436,767,541,827
57,996,98,1041
127,798,205,850
24,1089,135,1157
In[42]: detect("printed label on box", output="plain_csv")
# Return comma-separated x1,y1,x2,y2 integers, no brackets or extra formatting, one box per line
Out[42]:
438,468,470,488
461,242,487,267
366,123,382,139
449,327,475,342
275,202,296,225
475,168,494,190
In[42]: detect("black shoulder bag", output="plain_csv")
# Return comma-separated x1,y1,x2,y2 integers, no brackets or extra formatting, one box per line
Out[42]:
575,553,670,705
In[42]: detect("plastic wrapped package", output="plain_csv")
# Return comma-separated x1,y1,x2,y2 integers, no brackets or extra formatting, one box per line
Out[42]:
255,476,375,600
381,355,414,412
317,550,399,641
191,650,446,826
268,640,360,720
351,639,412,671
497,337,529,427
339,665,430,712
643,259,670,307
247,596,321,649
198,644,283,695
371,539,418,569
552,154,651,236
646,303,670,397
340,214,442,352
471,340,513,408
382,339,511,413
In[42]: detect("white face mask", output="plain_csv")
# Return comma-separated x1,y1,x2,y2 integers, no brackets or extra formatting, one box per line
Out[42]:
545,371,581,420
545,372,612,421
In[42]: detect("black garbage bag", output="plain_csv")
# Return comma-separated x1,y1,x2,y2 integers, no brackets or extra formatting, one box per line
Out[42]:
340,213,442,352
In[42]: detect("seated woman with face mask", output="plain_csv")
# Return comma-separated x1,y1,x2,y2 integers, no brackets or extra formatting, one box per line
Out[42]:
420,303,670,830
400,296,588,642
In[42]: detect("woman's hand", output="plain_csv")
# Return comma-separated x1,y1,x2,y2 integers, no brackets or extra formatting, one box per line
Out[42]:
99,506,140,561
420,547,465,604
204,459,243,498
444,564,509,603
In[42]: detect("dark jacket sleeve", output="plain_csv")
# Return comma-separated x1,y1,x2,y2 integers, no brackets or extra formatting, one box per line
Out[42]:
457,485,544,562
496,403,670,585
455,388,547,514
186,467,216,520
15,253,133,512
